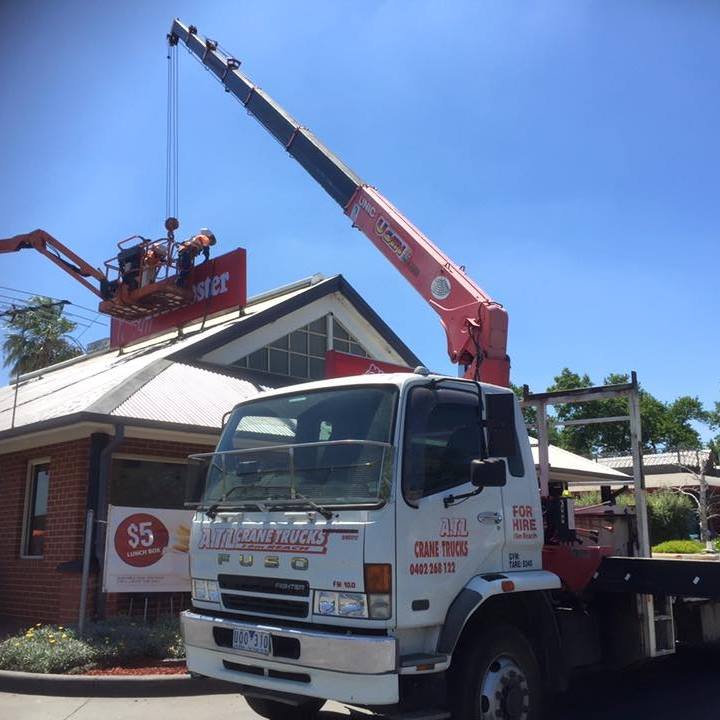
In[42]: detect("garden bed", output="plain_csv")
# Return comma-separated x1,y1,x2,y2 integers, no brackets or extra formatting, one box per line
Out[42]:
84,659,187,676
0,616,184,675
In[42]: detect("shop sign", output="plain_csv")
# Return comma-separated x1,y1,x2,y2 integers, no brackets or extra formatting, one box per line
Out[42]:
109,247,247,347
103,505,193,593
324,349,411,378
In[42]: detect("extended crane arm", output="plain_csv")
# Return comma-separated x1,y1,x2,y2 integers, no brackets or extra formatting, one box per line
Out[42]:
0,230,105,299
169,20,509,385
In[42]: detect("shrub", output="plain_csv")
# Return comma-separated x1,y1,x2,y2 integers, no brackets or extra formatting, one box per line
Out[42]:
652,539,705,554
0,615,184,674
647,491,696,545
0,625,98,674
574,490,634,507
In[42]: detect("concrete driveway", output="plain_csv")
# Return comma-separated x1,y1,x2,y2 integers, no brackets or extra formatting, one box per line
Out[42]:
1,646,718,720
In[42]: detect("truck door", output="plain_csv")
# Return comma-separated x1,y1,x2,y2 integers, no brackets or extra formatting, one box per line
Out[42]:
395,384,505,630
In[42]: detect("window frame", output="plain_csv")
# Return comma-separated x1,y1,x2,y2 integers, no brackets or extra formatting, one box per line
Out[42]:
209,384,400,510
401,384,486,503
109,454,190,510
233,316,369,380
20,458,51,559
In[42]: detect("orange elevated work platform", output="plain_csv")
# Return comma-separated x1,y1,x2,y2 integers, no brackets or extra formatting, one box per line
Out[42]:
99,279,194,320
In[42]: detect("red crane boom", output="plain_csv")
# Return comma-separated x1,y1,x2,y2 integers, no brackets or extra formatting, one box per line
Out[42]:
169,20,510,386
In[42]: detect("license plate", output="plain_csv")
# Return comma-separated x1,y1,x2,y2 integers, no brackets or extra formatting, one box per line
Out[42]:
232,628,272,656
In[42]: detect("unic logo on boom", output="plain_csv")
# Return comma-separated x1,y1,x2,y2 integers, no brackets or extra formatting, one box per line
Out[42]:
374,216,412,263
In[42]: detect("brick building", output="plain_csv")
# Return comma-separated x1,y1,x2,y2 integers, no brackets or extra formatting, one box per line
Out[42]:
0,274,419,624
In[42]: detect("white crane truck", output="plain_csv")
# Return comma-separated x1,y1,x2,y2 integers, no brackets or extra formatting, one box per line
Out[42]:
183,372,720,720
171,20,720,720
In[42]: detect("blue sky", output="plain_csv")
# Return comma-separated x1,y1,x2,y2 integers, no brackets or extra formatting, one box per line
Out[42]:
1,1,718,432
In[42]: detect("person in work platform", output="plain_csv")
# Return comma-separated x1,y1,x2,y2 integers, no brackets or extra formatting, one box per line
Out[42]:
140,241,168,287
176,228,216,287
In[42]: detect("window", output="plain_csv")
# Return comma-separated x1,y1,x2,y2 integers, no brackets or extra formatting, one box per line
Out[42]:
23,462,50,557
233,316,369,381
403,387,484,500
110,458,187,509
205,387,398,506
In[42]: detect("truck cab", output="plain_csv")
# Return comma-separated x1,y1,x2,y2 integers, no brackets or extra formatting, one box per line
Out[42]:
182,371,560,718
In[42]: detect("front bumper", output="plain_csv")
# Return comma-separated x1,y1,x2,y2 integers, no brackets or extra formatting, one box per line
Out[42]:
181,610,399,704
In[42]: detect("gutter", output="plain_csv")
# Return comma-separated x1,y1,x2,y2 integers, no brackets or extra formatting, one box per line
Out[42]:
94,424,125,618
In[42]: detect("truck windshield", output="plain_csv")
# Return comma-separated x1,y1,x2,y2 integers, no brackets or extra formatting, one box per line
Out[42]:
196,386,397,508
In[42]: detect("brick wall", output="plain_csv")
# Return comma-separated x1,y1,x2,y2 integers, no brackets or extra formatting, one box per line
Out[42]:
0,433,213,625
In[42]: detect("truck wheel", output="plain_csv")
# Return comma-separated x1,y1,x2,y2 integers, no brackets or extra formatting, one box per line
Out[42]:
451,624,542,720
244,696,325,720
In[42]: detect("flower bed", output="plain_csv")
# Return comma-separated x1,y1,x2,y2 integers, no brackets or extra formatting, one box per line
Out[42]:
0,616,184,675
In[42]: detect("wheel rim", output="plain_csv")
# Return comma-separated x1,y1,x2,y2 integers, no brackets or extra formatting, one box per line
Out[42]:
477,653,530,720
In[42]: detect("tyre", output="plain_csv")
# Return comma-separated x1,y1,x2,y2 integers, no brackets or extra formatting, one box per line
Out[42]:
244,695,326,720
451,624,543,720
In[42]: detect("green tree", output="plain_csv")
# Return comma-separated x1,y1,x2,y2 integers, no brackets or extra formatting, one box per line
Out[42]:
511,383,563,445
2,297,81,375
646,490,696,545
529,368,709,456
708,402,720,456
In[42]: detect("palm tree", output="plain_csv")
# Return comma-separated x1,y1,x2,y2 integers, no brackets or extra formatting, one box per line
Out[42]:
2,297,81,375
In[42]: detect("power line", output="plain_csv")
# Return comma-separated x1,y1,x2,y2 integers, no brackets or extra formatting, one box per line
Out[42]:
0,286,105,317
0,300,68,320
0,297,100,330
0,291,108,327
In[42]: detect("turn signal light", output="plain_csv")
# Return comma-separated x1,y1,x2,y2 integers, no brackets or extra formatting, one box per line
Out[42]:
364,563,392,594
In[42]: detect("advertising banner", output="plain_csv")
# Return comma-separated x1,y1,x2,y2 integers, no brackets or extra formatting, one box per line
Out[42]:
109,247,247,347
103,505,193,593
324,349,411,378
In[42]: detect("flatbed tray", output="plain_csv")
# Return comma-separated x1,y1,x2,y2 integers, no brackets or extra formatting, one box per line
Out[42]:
590,556,720,598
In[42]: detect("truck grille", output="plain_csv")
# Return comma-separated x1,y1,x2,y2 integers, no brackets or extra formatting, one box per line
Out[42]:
221,594,309,618
218,574,309,597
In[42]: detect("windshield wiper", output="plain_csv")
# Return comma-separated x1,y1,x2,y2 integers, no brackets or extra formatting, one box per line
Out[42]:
205,484,269,519
277,491,334,521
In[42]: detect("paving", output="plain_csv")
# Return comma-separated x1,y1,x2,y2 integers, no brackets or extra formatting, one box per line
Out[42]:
1,646,719,719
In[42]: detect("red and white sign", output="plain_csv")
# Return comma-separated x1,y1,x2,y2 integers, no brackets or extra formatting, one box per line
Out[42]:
324,350,411,378
114,512,169,568
104,505,193,593
109,247,247,347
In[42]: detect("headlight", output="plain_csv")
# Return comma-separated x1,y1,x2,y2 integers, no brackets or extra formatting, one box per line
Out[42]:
338,592,367,617
368,593,391,619
314,591,368,618
316,591,337,615
192,578,220,603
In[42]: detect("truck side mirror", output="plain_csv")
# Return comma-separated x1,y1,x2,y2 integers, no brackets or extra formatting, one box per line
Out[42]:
221,410,232,428
185,457,209,508
485,392,517,458
470,458,507,488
